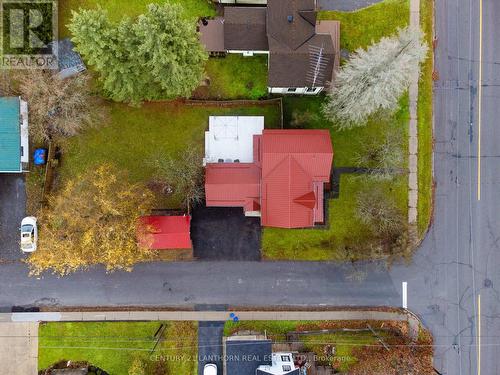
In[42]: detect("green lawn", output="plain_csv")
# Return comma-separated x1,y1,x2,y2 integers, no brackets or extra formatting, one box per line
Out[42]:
59,0,216,37
263,174,408,261
318,0,410,52
263,95,408,261
200,55,268,100
57,100,281,208
38,321,198,375
417,0,434,237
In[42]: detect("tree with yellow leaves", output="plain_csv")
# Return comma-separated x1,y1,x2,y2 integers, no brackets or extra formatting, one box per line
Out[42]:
27,164,155,275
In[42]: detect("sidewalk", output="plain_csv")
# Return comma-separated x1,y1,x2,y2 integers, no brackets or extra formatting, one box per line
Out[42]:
2,309,409,322
0,322,38,375
408,0,421,241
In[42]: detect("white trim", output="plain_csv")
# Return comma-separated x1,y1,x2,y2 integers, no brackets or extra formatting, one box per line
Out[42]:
227,50,269,55
268,87,323,95
20,99,29,164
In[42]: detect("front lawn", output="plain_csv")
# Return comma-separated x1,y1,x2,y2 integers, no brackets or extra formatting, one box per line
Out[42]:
263,95,409,261
318,0,410,51
57,100,281,208
417,0,434,237
38,321,198,375
263,174,408,261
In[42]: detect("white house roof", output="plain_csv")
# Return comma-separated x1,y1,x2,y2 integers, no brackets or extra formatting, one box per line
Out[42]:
204,116,264,165
257,352,299,375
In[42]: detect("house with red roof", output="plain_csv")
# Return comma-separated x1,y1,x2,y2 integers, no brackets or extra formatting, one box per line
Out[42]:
204,116,333,228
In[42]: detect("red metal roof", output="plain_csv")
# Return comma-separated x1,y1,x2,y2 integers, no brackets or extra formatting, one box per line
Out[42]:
261,129,333,228
203,129,333,228
205,163,260,208
137,216,191,249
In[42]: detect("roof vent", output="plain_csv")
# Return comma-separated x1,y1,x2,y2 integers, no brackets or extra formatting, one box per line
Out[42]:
287,15,294,23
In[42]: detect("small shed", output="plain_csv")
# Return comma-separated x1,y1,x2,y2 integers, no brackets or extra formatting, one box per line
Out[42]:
137,215,192,249
52,38,86,79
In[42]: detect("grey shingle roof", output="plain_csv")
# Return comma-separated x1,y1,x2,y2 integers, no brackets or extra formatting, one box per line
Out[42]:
225,339,272,375
224,7,269,51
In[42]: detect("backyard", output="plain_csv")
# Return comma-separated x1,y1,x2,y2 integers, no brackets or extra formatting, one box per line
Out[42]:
56,100,281,209
38,321,198,374
59,0,268,101
224,319,433,373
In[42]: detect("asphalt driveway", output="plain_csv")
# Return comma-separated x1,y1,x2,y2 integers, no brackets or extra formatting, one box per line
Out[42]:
317,0,383,11
191,206,261,261
197,321,224,375
0,175,26,261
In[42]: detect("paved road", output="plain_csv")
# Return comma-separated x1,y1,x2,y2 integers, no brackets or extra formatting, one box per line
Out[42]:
1,1,499,374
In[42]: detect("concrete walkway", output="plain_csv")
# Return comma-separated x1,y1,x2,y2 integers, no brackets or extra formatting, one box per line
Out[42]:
408,0,421,240
0,322,38,374
1,309,411,322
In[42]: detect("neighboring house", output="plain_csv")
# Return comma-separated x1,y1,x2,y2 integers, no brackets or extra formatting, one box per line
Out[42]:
137,215,192,249
204,116,334,228
0,97,29,173
223,335,300,375
257,353,301,375
199,0,340,94
51,38,86,79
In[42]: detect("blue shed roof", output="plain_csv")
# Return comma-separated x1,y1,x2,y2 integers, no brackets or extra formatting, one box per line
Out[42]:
0,97,21,172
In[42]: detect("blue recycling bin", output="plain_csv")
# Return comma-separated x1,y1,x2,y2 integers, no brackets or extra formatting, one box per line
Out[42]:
33,148,47,166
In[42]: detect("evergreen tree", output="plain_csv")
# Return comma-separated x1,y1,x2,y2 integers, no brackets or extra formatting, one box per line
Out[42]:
69,4,207,103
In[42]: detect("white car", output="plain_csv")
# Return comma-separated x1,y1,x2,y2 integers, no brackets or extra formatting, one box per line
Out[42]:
20,217,37,253
203,363,217,375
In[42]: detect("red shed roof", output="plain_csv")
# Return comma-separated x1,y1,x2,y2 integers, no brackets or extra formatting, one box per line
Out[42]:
137,216,191,249
205,163,260,209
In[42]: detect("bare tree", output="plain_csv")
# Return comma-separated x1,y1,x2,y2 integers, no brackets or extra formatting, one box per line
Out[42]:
14,70,102,142
152,146,204,214
354,132,405,180
323,27,428,128
356,184,405,236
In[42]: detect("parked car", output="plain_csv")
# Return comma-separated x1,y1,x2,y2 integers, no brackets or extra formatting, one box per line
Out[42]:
20,217,37,253
203,363,217,375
